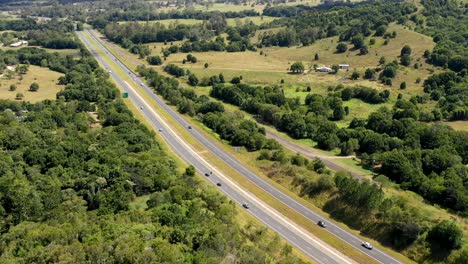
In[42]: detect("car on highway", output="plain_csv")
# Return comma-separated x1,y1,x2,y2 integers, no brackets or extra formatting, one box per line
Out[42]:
140,107,143,109
362,242,373,250
216,182,222,186
188,125,192,129
158,128,162,132
204,172,210,176
318,220,327,228
242,203,250,209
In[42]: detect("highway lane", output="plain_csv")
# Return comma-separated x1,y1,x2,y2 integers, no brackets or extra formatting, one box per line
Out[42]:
77,30,356,264
81,29,405,264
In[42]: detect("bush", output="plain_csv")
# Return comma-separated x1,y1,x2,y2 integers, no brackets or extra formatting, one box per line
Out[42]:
359,45,369,55
230,76,241,84
290,62,305,73
351,71,360,80
400,82,407,89
146,55,162,65
188,74,199,86
427,220,463,251
9,84,16,91
29,82,39,92
336,42,348,53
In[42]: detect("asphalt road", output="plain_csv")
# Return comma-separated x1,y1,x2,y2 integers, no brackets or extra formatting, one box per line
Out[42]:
79,30,404,264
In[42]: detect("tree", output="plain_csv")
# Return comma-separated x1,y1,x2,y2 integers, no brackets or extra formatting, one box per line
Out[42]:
9,84,16,91
314,53,319,60
230,76,241,84
147,55,162,65
359,45,369,55
336,42,348,53
204,63,209,68
351,35,364,49
29,82,39,92
340,138,359,156
427,220,463,251
290,62,305,73
379,56,386,65
364,68,376,79
184,165,196,177
374,25,387,36
15,93,24,100
187,54,197,63
400,82,407,89
401,54,411,66
16,64,29,74
351,71,360,80
188,74,199,86
331,64,339,74
400,45,412,56
76,22,84,31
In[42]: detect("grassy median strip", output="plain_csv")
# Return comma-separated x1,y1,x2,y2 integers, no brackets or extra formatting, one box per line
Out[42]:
81,31,316,263
82,31,415,264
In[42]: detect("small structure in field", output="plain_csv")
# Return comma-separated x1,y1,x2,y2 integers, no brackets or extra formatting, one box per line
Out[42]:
339,64,350,70
10,40,28,47
316,66,332,73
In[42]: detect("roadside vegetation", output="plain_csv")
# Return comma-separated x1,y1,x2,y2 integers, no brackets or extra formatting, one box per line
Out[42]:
1,0,465,262
0,18,309,263
85,0,468,262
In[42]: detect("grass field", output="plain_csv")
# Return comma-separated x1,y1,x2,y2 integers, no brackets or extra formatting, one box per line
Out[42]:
162,23,435,91
0,65,63,102
443,121,468,132
153,22,437,126
0,46,80,56
118,16,278,27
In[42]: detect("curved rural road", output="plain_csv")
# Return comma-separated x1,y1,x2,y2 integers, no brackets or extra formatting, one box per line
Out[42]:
79,29,404,264
265,131,365,180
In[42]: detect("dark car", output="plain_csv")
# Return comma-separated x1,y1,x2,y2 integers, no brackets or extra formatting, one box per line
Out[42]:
204,173,210,177
318,221,326,228
216,182,222,186
188,126,192,129
242,203,249,209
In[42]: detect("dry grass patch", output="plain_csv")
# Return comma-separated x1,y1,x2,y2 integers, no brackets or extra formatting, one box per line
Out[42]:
442,121,468,132
0,65,63,102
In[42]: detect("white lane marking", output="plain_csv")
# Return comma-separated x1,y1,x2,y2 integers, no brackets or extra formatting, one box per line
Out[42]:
83,31,357,264
122,79,356,264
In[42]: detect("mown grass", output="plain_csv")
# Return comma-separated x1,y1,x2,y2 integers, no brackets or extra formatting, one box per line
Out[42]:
0,65,63,102
85,30,391,264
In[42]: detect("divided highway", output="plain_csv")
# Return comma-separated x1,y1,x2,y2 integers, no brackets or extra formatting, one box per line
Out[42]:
78,29,405,264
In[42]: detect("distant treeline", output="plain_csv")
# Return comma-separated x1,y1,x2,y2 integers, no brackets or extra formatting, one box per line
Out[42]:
259,1,416,47
0,18,79,49
106,9,259,22
417,0,468,72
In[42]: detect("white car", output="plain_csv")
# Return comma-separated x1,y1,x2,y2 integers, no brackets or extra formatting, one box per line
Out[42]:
362,242,373,250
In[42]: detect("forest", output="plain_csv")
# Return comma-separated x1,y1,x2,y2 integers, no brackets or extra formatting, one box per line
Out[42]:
0,18,79,49
0,47,306,263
